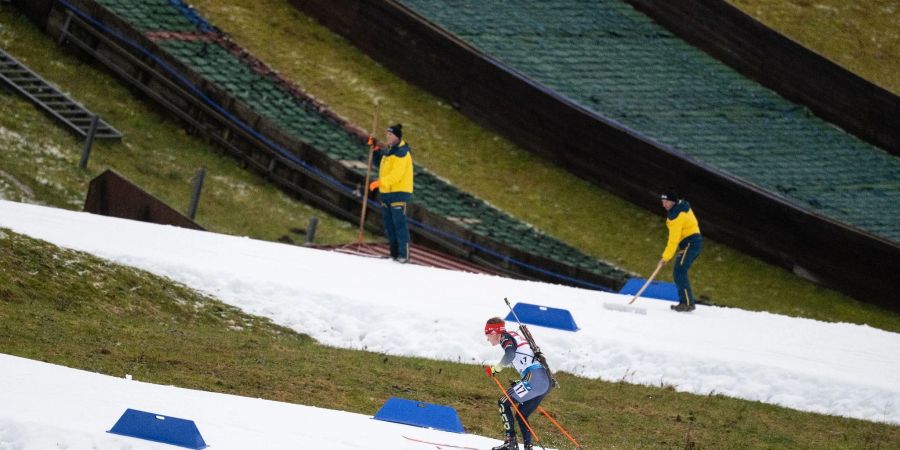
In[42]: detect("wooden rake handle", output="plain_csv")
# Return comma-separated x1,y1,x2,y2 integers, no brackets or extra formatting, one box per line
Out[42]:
356,103,379,245
628,260,664,304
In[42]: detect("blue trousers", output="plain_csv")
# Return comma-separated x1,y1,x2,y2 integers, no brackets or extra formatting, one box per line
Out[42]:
381,200,410,259
498,369,550,444
674,234,703,306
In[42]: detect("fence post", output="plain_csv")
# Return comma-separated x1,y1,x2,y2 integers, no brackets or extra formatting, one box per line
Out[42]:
57,11,73,46
187,167,206,220
79,115,100,170
305,216,319,245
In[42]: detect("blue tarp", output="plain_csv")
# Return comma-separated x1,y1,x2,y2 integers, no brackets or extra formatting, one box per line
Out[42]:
373,397,465,433
505,302,578,331
108,409,207,449
618,278,679,301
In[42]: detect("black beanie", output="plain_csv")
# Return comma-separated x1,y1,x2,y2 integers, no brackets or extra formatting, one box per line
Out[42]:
660,190,680,202
387,124,402,139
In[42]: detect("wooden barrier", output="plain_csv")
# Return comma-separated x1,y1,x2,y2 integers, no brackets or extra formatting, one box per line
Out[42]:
289,0,900,309
11,0,55,28
84,169,205,230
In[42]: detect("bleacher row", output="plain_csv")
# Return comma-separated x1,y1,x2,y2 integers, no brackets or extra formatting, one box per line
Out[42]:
89,0,629,283
400,0,900,244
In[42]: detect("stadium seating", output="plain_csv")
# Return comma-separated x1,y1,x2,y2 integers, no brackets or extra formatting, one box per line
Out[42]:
398,0,900,244
88,0,629,283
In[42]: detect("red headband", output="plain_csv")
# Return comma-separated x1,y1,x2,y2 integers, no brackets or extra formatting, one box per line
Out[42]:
484,322,506,335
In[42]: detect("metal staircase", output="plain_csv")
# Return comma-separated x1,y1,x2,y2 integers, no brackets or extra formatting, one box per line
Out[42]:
0,48,121,140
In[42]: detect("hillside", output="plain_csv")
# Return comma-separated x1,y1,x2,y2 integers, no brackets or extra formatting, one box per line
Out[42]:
728,0,900,96
2,204,899,448
0,7,366,246
176,0,900,329
3,2,900,448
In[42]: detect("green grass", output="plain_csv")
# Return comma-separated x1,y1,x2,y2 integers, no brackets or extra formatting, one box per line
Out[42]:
0,8,370,246
3,4,899,448
729,0,900,96
182,0,900,332
2,228,898,449
3,2,899,333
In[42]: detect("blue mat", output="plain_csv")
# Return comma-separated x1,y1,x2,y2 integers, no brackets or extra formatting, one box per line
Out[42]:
108,409,207,449
373,397,465,433
618,278,679,301
505,302,578,331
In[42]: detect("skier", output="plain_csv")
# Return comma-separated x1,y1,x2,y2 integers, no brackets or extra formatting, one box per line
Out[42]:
484,317,550,450
659,190,703,312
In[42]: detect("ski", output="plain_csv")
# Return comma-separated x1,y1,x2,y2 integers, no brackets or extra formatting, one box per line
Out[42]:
402,435,481,449
504,297,559,388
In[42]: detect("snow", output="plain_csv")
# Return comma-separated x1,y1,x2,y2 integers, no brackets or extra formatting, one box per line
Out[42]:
1,199,899,449
0,354,500,450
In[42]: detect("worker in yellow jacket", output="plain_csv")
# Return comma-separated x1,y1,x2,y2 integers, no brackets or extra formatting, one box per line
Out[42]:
369,124,414,262
659,191,703,312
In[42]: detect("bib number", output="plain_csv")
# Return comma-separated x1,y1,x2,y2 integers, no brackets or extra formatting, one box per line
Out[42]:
513,382,530,396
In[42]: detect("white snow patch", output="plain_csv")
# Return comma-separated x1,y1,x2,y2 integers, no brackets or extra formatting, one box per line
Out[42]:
1,199,899,429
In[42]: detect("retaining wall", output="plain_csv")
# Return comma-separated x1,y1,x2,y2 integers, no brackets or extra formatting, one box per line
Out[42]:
84,169,205,230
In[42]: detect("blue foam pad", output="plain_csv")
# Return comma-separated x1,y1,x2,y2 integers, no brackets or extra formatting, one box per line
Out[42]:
505,303,578,331
108,409,207,449
618,278,679,302
373,397,465,433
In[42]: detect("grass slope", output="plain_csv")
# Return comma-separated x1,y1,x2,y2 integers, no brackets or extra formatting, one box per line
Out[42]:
182,0,900,332
0,8,366,246
1,228,898,449
729,0,900,96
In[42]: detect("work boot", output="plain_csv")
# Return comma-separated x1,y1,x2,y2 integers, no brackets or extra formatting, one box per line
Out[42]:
491,435,518,450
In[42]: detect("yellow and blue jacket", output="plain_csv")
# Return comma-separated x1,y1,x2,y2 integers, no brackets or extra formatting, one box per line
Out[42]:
374,140,414,201
662,200,701,262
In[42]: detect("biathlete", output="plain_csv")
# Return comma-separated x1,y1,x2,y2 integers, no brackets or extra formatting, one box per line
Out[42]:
484,317,550,450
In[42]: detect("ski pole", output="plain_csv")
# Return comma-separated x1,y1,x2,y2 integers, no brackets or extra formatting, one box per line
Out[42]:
488,370,542,445
628,260,664,304
356,103,379,246
538,406,582,449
